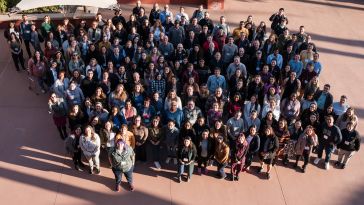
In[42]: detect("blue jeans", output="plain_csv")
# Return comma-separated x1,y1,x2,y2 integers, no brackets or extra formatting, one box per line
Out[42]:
112,166,134,185
216,161,227,178
317,144,334,163
178,162,195,177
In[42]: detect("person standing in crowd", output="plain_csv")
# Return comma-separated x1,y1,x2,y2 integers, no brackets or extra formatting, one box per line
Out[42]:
294,125,318,173
164,120,180,165
80,126,101,174
197,129,213,175
149,116,163,169
110,139,135,192
244,125,260,171
214,135,230,179
332,95,349,116
258,126,279,179
115,124,136,149
28,51,48,94
177,137,197,183
19,14,32,57
65,125,85,171
269,8,288,31
231,133,249,181
8,32,26,71
100,121,117,167
336,107,358,130
314,84,333,112
226,110,245,149
131,116,149,162
335,122,360,169
314,115,342,170
48,93,68,140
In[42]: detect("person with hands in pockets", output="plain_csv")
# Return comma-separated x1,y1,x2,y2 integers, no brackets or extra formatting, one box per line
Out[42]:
313,115,342,170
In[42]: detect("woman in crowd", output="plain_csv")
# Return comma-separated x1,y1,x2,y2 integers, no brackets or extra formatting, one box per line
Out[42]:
48,92,68,140
110,139,135,192
80,125,101,174
231,133,249,181
177,137,197,183
275,118,291,165
294,125,318,172
28,51,48,94
100,120,117,167
214,135,230,179
121,99,138,125
149,116,163,169
131,115,149,162
244,125,260,171
258,126,279,179
197,129,213,175
336,107,358,130
65,125,85,171
8,33,25,71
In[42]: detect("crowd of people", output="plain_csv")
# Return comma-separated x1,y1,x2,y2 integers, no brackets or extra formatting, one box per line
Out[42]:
4,1,361,192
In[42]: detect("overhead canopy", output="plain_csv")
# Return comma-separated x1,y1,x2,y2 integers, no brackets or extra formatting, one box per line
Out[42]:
15,0,118,11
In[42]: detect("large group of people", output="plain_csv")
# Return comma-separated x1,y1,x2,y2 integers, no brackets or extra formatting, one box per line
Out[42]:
5,1,360,192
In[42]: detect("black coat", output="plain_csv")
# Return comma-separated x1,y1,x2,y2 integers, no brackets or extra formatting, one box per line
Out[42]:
337,129,360,151
314,90,333,111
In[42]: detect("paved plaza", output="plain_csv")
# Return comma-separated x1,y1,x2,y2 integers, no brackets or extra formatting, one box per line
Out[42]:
0,0,363,204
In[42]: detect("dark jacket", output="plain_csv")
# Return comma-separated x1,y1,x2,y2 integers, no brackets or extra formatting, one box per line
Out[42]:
314,90,333,111
319,123,342,146
263,135,279,159
337,129,360,151
197,137,214,159
247,135,260,154
178,144,198,164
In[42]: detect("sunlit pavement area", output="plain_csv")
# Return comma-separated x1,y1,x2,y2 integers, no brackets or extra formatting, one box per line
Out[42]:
0,0,364,204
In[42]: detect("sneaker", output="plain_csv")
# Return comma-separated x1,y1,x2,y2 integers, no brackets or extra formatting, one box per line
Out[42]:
75,165,83,171
154,161,161,169
302,165,306,173
314,158,320,165
204,168,208,175
129,183,135,192
197,168,202,175
177,176,182,183
266,173,271,180
115,184,120,192
165,157,171,164
173,158,178,165
95,168,100,174
325,162,330,170
283,159,289,166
